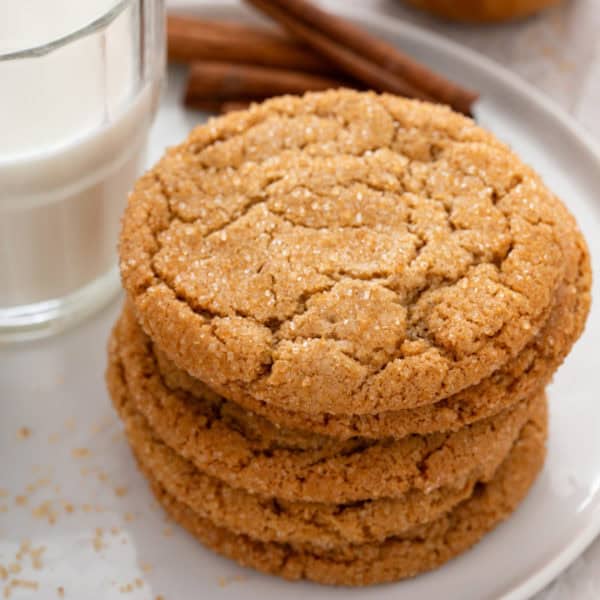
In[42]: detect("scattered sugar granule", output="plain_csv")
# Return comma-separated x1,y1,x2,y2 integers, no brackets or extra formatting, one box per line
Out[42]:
71,448,90,459
32,500,58,524
114,486,128,498
92,528,105,552
15,540,31,562
16,427,31,440
30,546,46,570
3,578,39,598
26,477,51,495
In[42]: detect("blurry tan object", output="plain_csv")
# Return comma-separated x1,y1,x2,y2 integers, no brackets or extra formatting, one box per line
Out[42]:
403,0,561,22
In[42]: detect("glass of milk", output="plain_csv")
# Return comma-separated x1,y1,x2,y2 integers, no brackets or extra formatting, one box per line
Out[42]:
0,0,165,342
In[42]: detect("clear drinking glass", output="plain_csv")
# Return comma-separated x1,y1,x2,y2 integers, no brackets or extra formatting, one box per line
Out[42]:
0,0,165,342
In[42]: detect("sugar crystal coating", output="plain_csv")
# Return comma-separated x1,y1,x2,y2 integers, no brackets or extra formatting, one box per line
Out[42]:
120,89,583,414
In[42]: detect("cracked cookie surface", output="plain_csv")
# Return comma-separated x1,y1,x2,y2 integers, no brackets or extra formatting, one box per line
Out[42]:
109,311,541,504
120,89,585,414
152,227,589,439
143,403,547,586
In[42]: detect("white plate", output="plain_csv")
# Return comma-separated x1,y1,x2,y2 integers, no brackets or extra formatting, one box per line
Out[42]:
1,3,599,599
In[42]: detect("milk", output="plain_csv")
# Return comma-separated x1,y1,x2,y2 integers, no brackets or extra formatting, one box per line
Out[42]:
0,0,163,333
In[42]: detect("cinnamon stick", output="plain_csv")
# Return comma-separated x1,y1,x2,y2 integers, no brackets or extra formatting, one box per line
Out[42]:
244,0,433,103
184,62,346,106
245,0,478,115
167,15,332,75
183,99,222,113
184,99,253,114
220,101,253,114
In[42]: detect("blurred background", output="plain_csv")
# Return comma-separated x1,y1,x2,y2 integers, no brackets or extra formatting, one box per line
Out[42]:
358,0,600,139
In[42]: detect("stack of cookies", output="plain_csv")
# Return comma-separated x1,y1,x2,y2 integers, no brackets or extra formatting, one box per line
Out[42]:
107,90,591,586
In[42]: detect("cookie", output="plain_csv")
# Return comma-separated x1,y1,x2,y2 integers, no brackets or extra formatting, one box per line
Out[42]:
144,404,547,585
112,354,519,549
120,89,584,415
110,313,540,504
153,228,589,439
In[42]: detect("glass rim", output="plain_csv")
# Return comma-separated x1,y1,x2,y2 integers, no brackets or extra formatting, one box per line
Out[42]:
0,0,134,61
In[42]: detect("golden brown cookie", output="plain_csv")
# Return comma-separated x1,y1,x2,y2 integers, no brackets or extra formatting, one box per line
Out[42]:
144,404,547,585
110,313,540,504
112,352,530,549
153,226,589,439
120,89,584,415
402,0,560,23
